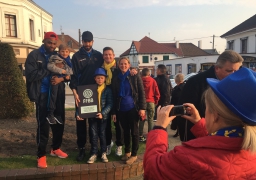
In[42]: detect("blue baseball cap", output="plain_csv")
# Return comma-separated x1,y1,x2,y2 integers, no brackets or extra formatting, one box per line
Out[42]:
207,67,256,125
94,68,107,77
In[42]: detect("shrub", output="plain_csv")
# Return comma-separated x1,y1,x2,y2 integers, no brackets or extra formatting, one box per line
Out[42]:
0,43,33,119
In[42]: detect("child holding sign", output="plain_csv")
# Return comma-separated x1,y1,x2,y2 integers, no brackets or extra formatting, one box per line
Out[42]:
87,68,113,163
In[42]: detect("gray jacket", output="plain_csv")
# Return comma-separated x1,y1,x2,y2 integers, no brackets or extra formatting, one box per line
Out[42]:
47,55,73,75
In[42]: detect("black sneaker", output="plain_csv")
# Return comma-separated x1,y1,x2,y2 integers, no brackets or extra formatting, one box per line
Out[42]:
55,116,63,124
139,136,146,142
76,148,85,162
46,114,56,124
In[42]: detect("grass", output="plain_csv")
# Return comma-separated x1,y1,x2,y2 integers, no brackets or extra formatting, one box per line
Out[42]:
0,142,146,170
0,112,146,170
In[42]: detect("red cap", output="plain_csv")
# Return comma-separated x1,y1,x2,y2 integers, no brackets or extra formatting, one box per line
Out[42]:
44,32,58,40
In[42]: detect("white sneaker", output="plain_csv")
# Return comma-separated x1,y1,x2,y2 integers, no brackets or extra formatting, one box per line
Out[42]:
101,152,108,163
115,146,123,156
106,141,114,155
87,154,97,164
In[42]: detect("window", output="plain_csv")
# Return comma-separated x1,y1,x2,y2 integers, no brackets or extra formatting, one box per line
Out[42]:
5,14,17,37
142,56,149,63
228,41,234,50
175,64,182,74
241,38,248,53
29,19,35,41
163,55,169,60
166,65,172,75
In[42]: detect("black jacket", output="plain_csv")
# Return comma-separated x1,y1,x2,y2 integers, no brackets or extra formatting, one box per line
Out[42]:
171,83,185,105
25,49,56,102
112,73,146,114
155,74,172,106
69,47,104,90
177,66,217,141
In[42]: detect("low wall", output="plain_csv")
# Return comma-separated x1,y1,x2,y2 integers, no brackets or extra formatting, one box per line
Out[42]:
0,155,144,180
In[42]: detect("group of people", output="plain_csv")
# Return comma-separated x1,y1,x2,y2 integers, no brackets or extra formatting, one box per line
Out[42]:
25,31,172,168
25,30,256,179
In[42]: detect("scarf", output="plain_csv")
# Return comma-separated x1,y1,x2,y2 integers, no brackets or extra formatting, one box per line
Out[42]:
59,54,72,68
103,60,116,85
97,83,106,111
210,126,244,137
39,45,52,63
118,70,130,97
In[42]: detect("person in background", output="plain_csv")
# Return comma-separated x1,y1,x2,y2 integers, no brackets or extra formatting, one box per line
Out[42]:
112,57,146,165
170,73,185,137
25,32,68,168
144,67,256,179
139,68,160,142
177,50,244,141
87,68,113,164
69,31,104,161
154,64,172,121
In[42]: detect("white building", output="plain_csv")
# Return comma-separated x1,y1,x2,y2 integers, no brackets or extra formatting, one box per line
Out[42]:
221,14,256,70
0,0,53,71
155,55,218,75
120,36,211,76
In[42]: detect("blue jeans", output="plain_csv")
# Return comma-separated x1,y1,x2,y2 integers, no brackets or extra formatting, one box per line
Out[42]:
88,118,107,155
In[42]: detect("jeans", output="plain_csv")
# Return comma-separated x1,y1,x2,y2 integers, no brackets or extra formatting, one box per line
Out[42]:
88,118,107,155
139,102,155,136
117,108,139,156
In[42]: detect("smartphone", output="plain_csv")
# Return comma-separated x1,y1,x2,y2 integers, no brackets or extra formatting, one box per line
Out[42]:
169,105,187,116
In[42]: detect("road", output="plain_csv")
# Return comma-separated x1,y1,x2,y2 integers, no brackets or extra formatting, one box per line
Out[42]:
65,95,75,108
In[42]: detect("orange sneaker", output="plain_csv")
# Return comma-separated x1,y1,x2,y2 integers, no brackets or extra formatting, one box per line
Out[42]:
37,156,47,168
50,149,68,158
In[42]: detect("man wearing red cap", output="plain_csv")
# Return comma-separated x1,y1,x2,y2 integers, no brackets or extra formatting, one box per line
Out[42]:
25,32,68,168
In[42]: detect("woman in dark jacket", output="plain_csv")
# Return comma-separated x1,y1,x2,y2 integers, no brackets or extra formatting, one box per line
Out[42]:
112,57,146,165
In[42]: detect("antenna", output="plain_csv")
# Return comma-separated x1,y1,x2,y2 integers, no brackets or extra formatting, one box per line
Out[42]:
60,26,62,33
148,32,150,37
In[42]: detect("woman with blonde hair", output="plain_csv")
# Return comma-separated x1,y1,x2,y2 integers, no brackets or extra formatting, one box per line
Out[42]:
112,57,146,165
144,67,256,179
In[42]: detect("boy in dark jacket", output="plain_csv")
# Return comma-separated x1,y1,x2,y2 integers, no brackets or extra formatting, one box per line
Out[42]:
139,68,160,142
87,68,113,164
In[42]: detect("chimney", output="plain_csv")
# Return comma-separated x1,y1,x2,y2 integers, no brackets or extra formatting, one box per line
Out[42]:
198,40,202,48
61,32,65,43
176,41,179,49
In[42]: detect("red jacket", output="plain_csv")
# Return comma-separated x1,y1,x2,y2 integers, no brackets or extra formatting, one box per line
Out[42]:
142,76,160,104
144,119,256,180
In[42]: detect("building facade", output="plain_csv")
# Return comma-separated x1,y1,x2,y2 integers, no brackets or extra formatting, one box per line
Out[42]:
221,14,256,70
155,55,218,75
0,0,53,72
120,36,211,76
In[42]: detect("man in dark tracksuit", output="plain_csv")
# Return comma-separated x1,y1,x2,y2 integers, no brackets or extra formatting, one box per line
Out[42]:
69,31,104,161
25,32,68,168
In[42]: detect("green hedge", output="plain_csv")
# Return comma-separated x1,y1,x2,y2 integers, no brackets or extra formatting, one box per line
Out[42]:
0,43,33,119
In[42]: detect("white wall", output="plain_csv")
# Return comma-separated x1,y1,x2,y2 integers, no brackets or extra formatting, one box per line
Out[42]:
155,55,218,75
0,0,53,48
225,30,256,53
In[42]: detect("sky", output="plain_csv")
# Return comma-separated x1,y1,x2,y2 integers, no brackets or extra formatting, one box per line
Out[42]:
33,0,256,56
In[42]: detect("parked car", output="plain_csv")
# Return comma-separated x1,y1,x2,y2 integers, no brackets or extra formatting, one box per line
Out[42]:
170,73,197,87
